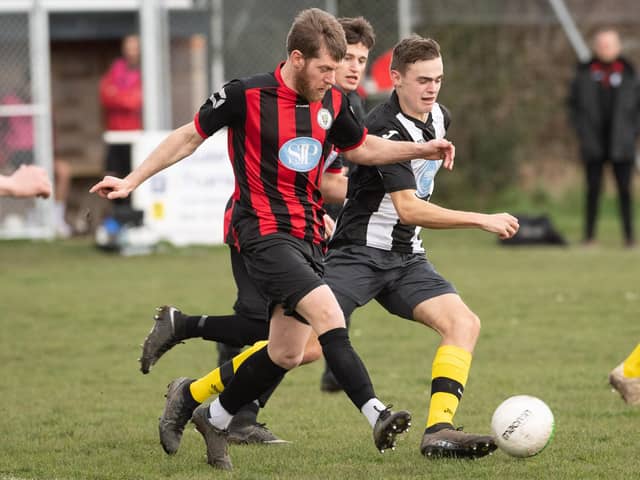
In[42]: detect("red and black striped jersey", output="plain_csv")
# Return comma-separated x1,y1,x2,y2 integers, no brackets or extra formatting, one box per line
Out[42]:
195,63,366,248
222,197,237,248
223,150,344,250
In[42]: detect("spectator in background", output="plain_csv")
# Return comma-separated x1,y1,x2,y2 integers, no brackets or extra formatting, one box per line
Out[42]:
1,91,35,168
0,164,51,198
568,27,640,248
99,34,142,183
53,158,71,233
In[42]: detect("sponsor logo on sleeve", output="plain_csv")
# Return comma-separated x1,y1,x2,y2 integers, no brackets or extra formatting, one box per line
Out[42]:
415,160,442,200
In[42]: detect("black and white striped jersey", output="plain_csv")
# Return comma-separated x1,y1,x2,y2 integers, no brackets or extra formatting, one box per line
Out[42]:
330,90,450,254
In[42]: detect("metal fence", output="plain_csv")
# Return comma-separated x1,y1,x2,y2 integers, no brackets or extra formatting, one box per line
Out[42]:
0,12,33,233
0,7,52,238
218,0,402,83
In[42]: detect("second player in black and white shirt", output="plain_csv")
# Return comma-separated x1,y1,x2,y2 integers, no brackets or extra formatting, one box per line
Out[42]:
331,90,450,253
324,35,520,459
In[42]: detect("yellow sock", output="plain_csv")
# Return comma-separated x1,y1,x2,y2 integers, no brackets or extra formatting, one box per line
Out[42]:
622,343,640,378
426,344,472,429
189,340,269,403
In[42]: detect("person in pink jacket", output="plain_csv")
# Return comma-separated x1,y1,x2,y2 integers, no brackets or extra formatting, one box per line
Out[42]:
99,35,142,179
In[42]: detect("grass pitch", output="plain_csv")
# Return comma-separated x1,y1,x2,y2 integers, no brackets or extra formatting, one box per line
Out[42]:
1,204,639,479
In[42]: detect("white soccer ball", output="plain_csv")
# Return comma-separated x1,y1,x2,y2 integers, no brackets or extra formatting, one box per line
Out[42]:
490,395,555,457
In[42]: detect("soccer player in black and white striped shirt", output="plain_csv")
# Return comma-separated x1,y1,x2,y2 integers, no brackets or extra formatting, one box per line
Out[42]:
325,35,520,459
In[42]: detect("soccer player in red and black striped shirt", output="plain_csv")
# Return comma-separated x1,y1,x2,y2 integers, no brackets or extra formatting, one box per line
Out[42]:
137,16,374,449
91,8,454,470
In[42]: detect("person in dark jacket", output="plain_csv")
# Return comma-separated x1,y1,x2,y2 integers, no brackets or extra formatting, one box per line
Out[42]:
568,27,640,248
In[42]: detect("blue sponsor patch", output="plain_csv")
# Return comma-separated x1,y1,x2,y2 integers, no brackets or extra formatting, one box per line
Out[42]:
278,137,322,172
415,160,442,200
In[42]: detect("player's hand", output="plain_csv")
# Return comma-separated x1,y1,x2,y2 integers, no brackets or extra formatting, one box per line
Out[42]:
482,213,520,239
7,165,52,198
422,139,455,170
323,214,336,239
89,175,134,200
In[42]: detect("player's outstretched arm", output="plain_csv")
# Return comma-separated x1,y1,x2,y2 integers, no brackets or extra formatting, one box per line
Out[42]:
477,212,520,239
390,189,519,239
90,122,205,200
343,134,455,170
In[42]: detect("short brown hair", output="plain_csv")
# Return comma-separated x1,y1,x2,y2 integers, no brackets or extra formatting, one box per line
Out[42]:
592,25,619,39
286,8,346,61
338,16,376,50
390,35,441,74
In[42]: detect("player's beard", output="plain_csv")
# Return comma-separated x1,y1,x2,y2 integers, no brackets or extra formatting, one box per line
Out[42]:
295,65,326,103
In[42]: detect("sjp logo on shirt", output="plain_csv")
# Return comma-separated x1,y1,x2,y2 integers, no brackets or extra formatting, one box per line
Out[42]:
279,137,322,172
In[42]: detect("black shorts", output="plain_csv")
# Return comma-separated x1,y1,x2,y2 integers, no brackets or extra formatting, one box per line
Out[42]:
105,143,132,178
229,247,270,322
240,233,325,319
324,244,456,320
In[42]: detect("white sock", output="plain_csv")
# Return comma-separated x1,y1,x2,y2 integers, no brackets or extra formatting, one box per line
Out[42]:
207,398,233,430
361,398,387,428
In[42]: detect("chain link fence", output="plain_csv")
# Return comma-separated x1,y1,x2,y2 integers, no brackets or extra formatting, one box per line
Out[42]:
219,0,401,83
0,12,39,236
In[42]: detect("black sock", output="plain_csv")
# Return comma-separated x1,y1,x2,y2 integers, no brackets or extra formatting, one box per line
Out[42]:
174,313,269,347
318,327,375,410
202,314,269,346
217,343,243,367
256,375,283,408
218,347,287,415
173,314,209,340
232,401,260,425
181,380,201,412
230,374,282,426
322,316,351,381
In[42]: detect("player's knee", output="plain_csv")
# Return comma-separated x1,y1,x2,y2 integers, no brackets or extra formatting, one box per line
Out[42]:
471,312,481,336
440,310,480,341
270,349,304,370
309,303,345,330
458,311,481,340
301,340,323,365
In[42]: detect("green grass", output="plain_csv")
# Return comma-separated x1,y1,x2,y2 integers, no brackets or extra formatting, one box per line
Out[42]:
1,202,639,479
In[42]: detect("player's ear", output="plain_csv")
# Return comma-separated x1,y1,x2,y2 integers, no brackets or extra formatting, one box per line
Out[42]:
390,69,402,87
290,50,306,70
